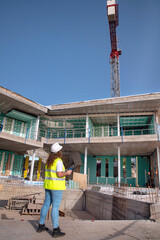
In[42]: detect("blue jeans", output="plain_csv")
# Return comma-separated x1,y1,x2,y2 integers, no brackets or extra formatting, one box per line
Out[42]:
40,189,63,228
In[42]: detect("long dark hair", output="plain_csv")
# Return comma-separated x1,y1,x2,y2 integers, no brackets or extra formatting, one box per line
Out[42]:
46,151,62,168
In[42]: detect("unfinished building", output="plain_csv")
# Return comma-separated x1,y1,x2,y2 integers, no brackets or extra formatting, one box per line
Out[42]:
0,86,160,189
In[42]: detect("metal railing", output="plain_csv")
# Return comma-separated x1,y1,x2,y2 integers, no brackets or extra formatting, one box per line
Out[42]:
38,123,157,140
1,127,39,142
1,122,158,142
39,127,86,140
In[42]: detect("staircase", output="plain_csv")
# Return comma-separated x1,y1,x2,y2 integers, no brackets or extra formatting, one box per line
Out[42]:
71,152,82,166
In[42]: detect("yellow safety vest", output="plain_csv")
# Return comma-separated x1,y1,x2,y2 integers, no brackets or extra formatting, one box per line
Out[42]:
43,158,66,190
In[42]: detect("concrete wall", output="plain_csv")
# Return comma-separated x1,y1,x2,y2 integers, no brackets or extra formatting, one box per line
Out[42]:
0,180,154,221
85,190,113,220
0,181,45,201
0,180,84,213
112,195,150,220
150,203,160,221
85,190,151,220
60,189,84,212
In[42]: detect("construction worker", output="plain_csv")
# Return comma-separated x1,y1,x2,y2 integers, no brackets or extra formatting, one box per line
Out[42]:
37,142,72,237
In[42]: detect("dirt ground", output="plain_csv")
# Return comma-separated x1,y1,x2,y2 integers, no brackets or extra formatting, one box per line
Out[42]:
0,209,160,240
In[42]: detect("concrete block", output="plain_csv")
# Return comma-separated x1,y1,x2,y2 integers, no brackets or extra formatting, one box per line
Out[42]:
27,204,37,209
35,199,44,204
150,203,160,221
36,205,42,210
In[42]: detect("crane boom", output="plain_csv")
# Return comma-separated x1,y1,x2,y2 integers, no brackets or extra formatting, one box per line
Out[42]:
107,0,121,98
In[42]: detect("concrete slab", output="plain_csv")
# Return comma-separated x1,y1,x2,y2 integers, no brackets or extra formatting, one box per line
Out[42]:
0,209,160,240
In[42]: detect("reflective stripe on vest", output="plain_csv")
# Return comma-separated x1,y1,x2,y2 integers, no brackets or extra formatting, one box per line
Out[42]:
45,169,65,173
43,158,66,190
45,177,65,181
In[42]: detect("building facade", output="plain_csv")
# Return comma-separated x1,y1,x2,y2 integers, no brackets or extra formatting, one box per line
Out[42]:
0,86,160,187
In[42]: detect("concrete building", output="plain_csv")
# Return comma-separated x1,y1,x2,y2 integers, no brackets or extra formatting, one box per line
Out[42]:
0,86,160,187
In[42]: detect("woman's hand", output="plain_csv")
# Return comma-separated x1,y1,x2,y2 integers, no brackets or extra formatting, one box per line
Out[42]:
65,170,72,176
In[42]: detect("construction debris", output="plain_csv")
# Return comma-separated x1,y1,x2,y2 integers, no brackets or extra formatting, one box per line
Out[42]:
22,195,44,215
8,192,65,217
8,192,44,214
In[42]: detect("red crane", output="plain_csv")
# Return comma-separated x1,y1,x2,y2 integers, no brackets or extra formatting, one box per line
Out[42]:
107,0,121,97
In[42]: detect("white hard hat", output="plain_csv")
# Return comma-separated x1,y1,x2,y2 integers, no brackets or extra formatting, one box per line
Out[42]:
51,142,63,153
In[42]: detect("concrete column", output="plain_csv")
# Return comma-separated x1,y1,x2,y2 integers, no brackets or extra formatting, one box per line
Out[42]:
10,154,15,175
2,117,6,132
157,147,160,187
117,114,120,136
86,114,89,138
19,155,23,176
136,157,138,186
155,112,159,125
118,146,121,187
35,116,40,140
10,119,15,134
45,129,48,138
20,122,24,137
37,158,42,180
5,153,11,175
24,123,27,137
29,150,36,181
153,113,157,134
0,152,5,174
28,121,32,139
102,126,104,137
84,147,88,175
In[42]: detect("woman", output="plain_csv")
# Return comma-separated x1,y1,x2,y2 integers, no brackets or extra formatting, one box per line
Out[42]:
37,142,72,237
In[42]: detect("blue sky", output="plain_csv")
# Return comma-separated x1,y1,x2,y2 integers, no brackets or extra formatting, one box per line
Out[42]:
0,0,160,106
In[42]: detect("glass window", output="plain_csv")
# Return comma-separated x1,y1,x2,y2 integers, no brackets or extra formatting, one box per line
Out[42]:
131,158,136,178
114,158,118,177
106,158,109,177
96,158,101,177
123,158,126,178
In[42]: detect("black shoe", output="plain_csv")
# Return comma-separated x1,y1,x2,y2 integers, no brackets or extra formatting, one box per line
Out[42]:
37,224,49,233
52,226,65,238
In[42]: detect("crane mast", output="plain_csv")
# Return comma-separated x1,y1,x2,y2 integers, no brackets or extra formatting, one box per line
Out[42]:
107,0,121,97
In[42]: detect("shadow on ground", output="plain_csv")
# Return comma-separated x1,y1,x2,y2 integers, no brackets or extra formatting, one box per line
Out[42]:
1,213,14,220
28,219,53,237
100,221,138,240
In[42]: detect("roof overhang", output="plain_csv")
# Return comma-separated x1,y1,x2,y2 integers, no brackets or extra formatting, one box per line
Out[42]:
0,86,48,116
6,110,36,122
48,93,160,122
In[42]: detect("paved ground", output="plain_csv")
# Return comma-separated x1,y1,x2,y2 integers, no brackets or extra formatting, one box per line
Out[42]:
0,209,160,240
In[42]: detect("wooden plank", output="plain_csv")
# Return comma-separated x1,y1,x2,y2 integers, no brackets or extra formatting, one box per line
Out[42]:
73,172,87,190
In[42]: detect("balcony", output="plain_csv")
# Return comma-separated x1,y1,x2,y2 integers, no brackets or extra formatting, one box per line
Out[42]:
38,123,157,141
